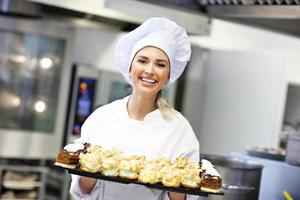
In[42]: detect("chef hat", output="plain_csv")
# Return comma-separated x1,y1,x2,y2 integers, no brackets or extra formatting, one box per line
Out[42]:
115,17,191,85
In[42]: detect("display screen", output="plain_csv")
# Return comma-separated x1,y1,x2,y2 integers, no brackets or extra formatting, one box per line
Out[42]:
73,78,96,135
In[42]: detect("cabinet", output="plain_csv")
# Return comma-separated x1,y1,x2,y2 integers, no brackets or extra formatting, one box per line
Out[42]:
0,160,70,200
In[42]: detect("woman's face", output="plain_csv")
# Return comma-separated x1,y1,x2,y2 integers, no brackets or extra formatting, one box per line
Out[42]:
130,46,170,96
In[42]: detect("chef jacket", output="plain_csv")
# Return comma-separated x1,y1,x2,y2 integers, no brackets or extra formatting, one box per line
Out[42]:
70,96,200,200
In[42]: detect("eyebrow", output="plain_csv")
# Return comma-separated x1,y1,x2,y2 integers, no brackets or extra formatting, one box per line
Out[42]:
136,56,168,64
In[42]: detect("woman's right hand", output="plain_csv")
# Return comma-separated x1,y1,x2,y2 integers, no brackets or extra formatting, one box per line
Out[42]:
79,177,97,194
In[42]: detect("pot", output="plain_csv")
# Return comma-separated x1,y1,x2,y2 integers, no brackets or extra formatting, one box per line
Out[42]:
201,154,263,200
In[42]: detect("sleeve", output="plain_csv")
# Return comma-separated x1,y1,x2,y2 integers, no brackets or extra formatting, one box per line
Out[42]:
69,110,104,199
175,115,201,200
70,175,103,200
176,114,200,163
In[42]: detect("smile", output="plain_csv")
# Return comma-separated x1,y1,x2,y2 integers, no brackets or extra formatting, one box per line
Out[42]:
140,77,157,84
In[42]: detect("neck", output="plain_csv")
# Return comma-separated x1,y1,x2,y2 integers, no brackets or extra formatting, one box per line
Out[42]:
127,92,157,121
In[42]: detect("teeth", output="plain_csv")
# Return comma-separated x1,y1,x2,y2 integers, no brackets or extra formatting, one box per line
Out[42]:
141,78,156,83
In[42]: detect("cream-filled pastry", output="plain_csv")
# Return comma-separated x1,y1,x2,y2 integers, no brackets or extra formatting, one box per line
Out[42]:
101,156,121,177
174,157,189,169
119,155,145,180
161,168,183,188
79,152,101,173
151,156,171,167
88,145,104,154
138,165,161,184
181,169,201,189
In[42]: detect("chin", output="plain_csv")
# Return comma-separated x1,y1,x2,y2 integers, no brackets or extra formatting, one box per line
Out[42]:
135,86,160,96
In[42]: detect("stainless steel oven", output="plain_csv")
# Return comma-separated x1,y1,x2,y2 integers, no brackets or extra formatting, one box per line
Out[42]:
0,16,73,159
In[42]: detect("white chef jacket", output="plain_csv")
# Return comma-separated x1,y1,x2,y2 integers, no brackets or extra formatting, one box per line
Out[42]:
70,96,200,200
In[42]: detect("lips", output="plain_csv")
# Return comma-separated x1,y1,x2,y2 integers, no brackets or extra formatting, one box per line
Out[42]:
140,77,157,84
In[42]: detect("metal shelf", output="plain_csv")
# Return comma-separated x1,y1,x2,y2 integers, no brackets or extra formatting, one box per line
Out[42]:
0,164,69,200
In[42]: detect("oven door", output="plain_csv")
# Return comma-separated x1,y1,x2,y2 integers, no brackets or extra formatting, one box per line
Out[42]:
0,16,73,159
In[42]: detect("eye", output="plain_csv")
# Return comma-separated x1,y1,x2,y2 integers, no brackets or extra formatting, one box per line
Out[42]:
137,59,147,64
156,63,166,68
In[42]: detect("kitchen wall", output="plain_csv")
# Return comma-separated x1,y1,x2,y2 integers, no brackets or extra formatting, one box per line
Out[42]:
73,26,124,73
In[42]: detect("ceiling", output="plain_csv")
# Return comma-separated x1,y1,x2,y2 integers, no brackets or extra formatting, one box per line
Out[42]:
2,0,300,37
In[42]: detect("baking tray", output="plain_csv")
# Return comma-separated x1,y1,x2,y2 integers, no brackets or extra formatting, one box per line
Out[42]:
246,149,285,161
53,165,223,197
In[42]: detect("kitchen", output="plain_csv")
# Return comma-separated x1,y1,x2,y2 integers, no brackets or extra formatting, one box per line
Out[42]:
0,0,300,199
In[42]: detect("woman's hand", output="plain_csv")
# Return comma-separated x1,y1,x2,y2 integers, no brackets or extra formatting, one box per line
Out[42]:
168,192,186,200
79,177,97,194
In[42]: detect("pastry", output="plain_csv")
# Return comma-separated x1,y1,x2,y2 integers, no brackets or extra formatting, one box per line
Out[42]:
161,168,183,188
174,157,189,169
138,164,161,184
73,138,91,148
79,151,102,173
181,168,201,189
119,155,145,180
101,156,121,177
54,143,85,169
200,159,222,193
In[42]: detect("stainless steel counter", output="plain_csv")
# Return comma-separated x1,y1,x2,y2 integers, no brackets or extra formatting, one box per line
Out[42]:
230,152,300,200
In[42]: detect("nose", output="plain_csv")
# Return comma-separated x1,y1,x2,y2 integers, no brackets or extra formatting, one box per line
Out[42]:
144,63,154,73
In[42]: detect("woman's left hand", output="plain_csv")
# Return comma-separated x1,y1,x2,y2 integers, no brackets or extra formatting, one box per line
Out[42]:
168,192,186,200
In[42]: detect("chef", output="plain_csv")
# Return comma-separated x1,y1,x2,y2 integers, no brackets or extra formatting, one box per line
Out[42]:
70,17,200,200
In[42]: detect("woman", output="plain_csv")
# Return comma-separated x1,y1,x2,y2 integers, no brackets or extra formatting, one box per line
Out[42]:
70,17,200,200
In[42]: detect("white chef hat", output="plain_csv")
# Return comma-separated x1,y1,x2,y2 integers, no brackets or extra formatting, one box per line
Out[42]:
115,17,191,85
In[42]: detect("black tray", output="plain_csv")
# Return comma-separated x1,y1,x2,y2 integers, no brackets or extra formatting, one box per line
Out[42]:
246,149,285,161
54,165,223,197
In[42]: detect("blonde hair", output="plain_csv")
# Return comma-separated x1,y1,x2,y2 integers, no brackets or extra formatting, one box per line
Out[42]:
156,90,176,120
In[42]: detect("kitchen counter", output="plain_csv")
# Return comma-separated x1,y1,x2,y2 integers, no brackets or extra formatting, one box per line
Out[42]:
230,152,300,200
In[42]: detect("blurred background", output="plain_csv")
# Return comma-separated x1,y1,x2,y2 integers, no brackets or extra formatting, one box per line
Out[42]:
0,0,300,199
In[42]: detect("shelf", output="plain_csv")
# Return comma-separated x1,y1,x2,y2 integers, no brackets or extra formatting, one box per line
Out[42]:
2,181,42,190
1,198,37,200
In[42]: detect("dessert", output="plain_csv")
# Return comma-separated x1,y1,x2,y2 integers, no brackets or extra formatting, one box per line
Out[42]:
138,165,161,184
200,159,222,193
181,163,202,189
73,138,91,148
181,168,201,189
54,143,86,169
174,157,189,169
161,167,183,188
101,156,121,177
79,151,102,173
119,155,145,180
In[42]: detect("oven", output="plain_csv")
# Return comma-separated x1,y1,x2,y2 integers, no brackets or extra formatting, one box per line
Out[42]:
0,16,73,159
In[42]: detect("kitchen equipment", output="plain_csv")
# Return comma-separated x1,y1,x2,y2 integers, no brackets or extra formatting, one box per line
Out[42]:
202,154,263,200
245,146,286,161
285,133,300,166
0,16,73,159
